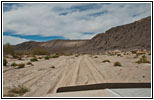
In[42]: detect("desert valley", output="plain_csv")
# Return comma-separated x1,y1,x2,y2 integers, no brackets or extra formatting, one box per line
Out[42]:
3,16,151,97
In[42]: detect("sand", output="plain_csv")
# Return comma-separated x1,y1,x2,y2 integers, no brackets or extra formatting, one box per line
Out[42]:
3,53,151,97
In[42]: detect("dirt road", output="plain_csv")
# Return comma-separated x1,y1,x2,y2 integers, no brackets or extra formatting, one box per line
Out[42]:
3,55,151,97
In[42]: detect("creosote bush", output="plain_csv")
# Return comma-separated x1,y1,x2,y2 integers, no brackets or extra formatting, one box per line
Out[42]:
102,60,110,63
30,57,38,62
11,62,17,67
50,54,59,58
3,58,7,66
94,56,98,58
45,56,49,60
50,66,55,69
27,62,33,66
136,55,150,64
117,54,122,57
114,61,122,67
17,63,25,69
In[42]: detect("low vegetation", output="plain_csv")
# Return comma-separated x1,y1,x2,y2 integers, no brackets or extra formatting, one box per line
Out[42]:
102,60,110,63
131,50,137,54
30,57,38,62
117,54,122,57
17,63,25,69
114,61,122,67
45,56,49,60
136,55,150,64
27,62,33,66
50,66,55,69
50,54,59,58
4,85,29,97
94,56,98,58
11,62,17,67
3,58,7,66
3,43,15,57
38,57,42,59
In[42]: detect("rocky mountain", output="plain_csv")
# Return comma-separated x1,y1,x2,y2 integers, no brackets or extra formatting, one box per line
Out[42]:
15,16,151,54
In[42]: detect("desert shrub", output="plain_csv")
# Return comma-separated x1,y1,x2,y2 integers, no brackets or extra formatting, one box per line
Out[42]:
27,62,33,66
17,63,25,69
131,50,137,54
3,59,7,66
102,60,110,63
50,66,55,69
75,54,79,57
108,52,115,56
136,52,145,56
3,58,7,66
94,56,98,58
45,56,49,60
38,57,42,59
117,54,122,57
5,85,29,97
11,62,17,67
3,43,15,56
30,57,38,62
18,56,22,60
114,61,122,66
32,46,50,55
136,56,150,64
51,54,59,58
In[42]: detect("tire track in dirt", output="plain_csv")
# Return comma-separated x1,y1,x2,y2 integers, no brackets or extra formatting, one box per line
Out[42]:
50,56,82,93
21,58,66,87
24,58,68,96
84,55,105,83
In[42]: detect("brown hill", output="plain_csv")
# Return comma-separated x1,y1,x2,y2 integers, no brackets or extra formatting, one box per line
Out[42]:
15,16,151,54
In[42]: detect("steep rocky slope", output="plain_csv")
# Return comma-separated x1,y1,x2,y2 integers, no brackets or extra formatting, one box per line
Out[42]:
76,16,151,53
15,16,151,54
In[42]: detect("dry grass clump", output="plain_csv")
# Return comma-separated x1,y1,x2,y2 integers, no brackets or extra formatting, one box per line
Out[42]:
30,57,38,62
11,62,17,67
114,61,122,67
4,85,29,97
136,55,150,64
17,63,25,69
3,58,7,66
50,54,59,58
38,57,42,59
94,56,98,58
131,50,137,54
75,54,79,57
108,52,115,56
27,62,33,66
50,66,55,69
102,60,110,63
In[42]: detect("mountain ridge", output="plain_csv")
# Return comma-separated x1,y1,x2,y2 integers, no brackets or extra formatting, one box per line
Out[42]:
15,16,151,54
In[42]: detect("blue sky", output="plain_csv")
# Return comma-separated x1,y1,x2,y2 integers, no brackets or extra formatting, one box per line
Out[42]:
3,3,151,45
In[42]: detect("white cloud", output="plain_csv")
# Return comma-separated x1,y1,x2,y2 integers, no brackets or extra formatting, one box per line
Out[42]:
3,36,29,45
3,3,151,40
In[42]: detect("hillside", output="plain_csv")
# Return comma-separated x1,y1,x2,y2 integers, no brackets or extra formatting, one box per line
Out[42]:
15,16,151,54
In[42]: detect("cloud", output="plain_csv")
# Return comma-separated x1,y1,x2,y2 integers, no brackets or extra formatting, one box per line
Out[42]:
3,36,29,45
3,3,151,41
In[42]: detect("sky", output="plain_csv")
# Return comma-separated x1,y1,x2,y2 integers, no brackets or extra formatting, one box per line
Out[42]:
3,3,151,45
